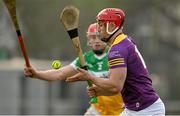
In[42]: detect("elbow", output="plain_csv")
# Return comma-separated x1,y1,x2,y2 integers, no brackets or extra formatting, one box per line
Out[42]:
106,81,123,95
109,85,122,95
111,88,119,94
113,84,123,94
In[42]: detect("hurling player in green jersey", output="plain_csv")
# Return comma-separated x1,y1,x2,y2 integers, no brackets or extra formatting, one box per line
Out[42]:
24,23,124,115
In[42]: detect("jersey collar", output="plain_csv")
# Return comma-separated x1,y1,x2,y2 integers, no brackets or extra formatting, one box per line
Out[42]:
94,52,107,60
111,33,127,47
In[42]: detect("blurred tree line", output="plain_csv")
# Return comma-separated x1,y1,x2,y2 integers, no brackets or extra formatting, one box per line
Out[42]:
0,0,180,103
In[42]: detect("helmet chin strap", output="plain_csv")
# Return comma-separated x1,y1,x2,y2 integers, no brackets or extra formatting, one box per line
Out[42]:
101,24,120,43
106,22,119,35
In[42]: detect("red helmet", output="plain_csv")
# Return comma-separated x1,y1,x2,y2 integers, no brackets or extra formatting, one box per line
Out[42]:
87,23,99,36
97,8,125,28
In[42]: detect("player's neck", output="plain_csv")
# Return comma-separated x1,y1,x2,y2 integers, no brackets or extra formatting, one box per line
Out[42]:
109,29,123,45
93,48,106,56
94,52,106,59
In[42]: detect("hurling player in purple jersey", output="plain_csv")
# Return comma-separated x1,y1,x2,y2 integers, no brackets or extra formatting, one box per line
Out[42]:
66,8,165,115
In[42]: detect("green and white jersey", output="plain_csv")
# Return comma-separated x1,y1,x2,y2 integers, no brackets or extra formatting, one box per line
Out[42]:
70,48,109,78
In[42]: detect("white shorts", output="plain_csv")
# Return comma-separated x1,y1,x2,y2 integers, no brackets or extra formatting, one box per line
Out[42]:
120,98,165,116
84,106,100,115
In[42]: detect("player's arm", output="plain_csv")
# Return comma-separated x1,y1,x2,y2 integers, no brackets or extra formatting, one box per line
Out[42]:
24,65,78,81
66,67,126,96
91,67,127,95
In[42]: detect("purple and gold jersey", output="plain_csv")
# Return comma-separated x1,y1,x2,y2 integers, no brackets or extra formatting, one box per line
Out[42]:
108,34,159,111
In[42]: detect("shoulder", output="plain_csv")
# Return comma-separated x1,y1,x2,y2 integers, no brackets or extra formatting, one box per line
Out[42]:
109,36,136,58
84,50,94,56
105,46,110,53
109,42,128,60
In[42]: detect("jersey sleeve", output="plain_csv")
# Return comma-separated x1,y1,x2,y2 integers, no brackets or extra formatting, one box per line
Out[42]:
108,46,128,69
70,53,89,69
70,57,81,69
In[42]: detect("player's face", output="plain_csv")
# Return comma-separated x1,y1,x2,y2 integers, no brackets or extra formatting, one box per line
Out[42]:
97,21,110,41
87,35,106,51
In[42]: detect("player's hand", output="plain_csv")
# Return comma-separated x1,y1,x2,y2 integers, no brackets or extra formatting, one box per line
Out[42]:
24,66,37,78
87,85,97,97
66,68,94,82
87,85,109,97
